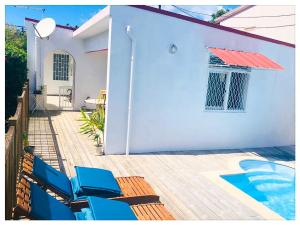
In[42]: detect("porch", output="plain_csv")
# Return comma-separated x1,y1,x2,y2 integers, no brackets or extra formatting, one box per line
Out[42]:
28,110,295,220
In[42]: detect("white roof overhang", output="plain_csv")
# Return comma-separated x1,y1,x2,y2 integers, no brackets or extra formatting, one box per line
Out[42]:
73,6,110,39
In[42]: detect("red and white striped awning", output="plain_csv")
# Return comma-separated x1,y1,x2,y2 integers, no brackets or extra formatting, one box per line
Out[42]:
208,47,284,71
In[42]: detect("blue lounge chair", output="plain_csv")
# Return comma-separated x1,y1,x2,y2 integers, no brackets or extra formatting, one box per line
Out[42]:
13,177,174,220
22,153,159,204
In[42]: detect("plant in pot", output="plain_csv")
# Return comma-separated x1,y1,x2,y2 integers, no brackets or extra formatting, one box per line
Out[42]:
79,106,105,155
22,132,35,154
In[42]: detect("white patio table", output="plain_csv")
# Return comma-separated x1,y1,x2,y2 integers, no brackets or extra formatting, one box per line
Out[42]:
84,98,106,109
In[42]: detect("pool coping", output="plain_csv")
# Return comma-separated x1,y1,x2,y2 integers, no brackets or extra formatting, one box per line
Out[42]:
202,155,288,220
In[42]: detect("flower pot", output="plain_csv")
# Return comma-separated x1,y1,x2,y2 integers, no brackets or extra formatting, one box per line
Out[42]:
95,144,103,156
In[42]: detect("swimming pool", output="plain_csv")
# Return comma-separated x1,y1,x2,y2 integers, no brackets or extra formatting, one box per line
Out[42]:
221,160,295,220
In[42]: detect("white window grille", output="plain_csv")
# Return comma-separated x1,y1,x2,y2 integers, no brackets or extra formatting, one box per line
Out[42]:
205,70,249,111
53,53,69,81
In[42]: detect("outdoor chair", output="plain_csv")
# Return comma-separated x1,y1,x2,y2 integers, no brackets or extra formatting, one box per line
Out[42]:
21,152,159,205
13,177,175,220
13,177,174,220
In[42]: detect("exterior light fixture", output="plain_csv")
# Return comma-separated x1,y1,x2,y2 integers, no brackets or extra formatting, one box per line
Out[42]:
169,44,177,54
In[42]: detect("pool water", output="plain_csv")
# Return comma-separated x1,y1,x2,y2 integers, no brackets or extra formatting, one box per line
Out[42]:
221,160,295,220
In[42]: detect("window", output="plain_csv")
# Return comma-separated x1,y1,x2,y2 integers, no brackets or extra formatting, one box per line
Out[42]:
205,70,249,111
53,53,70,81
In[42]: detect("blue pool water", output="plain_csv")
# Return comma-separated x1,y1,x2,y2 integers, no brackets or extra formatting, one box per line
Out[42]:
221,160,295,220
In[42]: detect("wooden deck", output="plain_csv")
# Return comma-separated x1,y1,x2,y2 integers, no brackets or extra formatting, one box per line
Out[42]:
28,111,295,220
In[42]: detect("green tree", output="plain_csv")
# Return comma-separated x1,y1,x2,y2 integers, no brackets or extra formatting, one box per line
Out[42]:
210,8,229,23
5,26,27,128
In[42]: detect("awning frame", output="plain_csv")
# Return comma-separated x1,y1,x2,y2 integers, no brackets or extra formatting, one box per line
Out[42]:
207,47,284,71
208,53,252,72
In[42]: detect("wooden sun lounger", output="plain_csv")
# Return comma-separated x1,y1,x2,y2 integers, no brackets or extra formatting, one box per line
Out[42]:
13,178,175,220
21,153,159,205
131,203,175,220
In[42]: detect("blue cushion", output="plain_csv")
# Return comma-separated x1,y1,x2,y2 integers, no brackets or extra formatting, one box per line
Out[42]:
29,182,76,220
71,177,104,201
70,176,79,198
74,166,122,198
32,156,73,199
74,208,94,220
87,197,137,220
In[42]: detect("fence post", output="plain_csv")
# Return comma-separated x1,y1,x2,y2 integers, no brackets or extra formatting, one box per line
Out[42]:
26,80,29,122
5,127,16,220
22,85,27,130
18,97,24,135
7,118,18,220
5,81,29,220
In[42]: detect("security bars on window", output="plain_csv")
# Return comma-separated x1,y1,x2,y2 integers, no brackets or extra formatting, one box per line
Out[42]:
53,54,69,81
205,71,249,111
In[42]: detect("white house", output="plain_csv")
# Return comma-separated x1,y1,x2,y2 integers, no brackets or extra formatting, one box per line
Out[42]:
26,5,295,155
215,5,295,44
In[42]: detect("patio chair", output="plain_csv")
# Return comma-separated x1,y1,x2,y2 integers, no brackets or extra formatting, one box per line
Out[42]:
21,152,159,205
13,177,175,220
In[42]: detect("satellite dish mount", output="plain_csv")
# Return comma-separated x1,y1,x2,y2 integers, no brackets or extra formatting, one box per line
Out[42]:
34,17,56,39
32,17,56,97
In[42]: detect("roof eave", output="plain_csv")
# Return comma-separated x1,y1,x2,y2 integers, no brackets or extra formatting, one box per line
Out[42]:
73,6,110,39
129,5,295,48
25,17,76,31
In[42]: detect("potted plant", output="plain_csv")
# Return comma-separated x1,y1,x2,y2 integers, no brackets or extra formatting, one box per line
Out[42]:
22,132,35,154
79,106,105,155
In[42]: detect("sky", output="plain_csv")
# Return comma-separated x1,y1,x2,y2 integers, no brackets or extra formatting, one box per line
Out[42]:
5,5,239,28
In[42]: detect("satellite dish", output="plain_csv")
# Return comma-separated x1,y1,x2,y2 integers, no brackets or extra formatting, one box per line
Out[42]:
34,18,56,39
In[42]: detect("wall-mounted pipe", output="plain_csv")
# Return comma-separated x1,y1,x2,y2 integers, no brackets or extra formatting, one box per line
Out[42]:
125,25,135,156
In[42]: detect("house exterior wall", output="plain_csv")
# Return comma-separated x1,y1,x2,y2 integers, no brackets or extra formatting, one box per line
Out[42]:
219,6,295,44
26,20,107,109
43,50,74,95
104,6,295,154
83,31,108,52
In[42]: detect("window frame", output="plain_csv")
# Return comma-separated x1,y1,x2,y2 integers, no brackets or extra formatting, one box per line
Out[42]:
53,53,70,81
204,66,250,113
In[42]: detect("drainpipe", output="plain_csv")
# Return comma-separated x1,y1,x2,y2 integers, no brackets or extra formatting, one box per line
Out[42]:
125,25,135,155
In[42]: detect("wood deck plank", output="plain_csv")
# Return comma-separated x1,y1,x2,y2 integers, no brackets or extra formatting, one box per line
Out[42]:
28,111,294,220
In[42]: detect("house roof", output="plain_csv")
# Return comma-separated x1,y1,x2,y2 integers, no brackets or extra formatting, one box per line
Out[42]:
73,6,110,39
214,5,254,24
25,6,295,48
130,5,295,48
25,17,77,31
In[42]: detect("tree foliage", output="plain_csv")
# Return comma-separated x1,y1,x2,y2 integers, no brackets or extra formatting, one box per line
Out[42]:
210,8,229,23
5,26,27,125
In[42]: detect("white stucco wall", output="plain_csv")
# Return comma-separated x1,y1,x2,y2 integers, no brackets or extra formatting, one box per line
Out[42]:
84,31,108,52
26,20,108,109
104,6,295,155
220,6,295,44
43,50,74,95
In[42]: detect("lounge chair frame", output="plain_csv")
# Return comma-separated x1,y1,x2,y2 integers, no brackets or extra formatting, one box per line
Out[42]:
21,153,159,205
13,177,175,220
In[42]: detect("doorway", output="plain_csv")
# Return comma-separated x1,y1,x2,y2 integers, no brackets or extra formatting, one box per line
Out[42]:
43,50,75,110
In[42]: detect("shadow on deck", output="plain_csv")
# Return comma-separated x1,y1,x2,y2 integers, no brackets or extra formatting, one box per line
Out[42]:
134,146,295,162
28,110,295,220
28,110,66,174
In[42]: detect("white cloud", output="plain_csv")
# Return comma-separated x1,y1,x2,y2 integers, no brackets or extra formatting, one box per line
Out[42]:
159,5,225,21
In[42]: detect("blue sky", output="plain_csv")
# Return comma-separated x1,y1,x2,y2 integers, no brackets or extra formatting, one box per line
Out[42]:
5,5,239,28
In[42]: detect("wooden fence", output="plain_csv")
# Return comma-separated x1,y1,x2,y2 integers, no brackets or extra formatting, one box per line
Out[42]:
5,81,29,220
